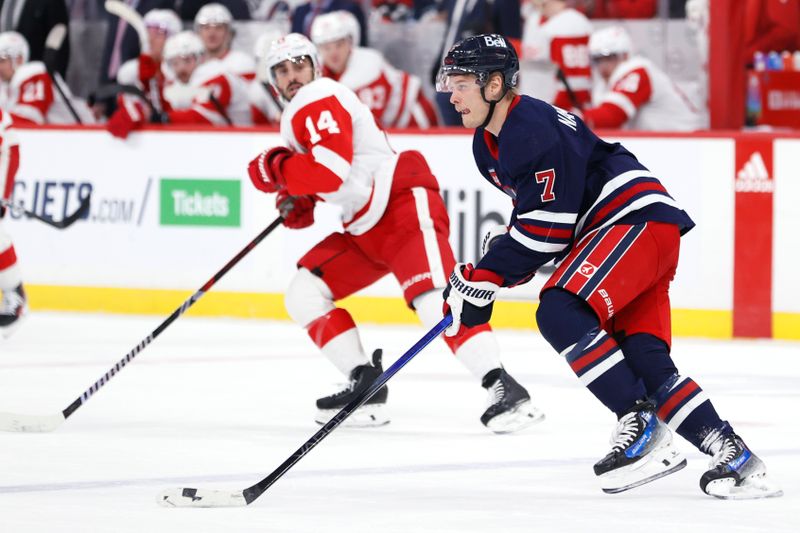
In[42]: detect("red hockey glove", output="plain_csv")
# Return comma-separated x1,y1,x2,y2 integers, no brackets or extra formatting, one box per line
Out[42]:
276,189,316,229
442,263,502,337
107,94,148,139
247,146,293,193
138,54,159,84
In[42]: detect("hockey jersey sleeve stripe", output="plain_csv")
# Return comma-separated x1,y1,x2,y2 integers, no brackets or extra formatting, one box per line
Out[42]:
10,104,45,125
576,170,655,233
516,209,578,224
602,91,637,117
509,226,569,253
311,144,352,182
517,222,574,240
564,76,592,91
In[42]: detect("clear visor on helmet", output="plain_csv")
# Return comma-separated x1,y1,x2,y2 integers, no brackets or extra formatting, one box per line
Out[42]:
270,55,314,78
435,65,484,93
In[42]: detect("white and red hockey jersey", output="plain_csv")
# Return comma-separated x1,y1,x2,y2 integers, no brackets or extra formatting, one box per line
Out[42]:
220,50,256,81
521,8,592,109
324,47,438,129
0,62,90,125
0,108,19,202
582,56,702,131
118,56,173,114
280,77,398,235
167,59,252,126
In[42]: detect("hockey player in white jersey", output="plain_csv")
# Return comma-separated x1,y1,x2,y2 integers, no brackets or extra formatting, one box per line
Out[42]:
520,0,593,110
582,26,702,131
0,32,91,125
247,33,543,431
108,31,252,137
195,3,256,81
0,108,26,338
115,9,182,108
310,11,438,129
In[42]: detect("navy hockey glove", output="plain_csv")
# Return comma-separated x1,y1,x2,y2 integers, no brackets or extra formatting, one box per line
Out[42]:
442,263,502,337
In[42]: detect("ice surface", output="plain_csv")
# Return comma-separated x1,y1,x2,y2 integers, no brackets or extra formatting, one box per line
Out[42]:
0,312,797,532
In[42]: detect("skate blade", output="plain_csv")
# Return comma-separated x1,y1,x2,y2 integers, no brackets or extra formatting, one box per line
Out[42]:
315,404,390,428
705,474,784,500
600,446,687,494
485,401,545,434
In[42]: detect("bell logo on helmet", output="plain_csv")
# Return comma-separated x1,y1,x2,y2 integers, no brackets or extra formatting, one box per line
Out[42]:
483,35,506,48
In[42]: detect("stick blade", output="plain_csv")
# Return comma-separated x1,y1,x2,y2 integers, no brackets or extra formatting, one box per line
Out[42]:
0,412,65,432
158,488,247,508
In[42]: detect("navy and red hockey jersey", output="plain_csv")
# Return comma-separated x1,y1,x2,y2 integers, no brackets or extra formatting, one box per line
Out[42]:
472,95,695,286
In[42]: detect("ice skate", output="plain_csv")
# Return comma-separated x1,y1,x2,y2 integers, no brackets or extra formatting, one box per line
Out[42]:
0,284,27,339
480,368,544,434
315,349,389,427
594,400,686,493
700,432,783,499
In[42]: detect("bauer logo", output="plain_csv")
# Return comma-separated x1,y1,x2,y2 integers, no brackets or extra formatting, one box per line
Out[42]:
160,179,240,227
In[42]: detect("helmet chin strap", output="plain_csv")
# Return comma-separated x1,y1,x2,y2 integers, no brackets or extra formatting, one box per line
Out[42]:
479,86,509,130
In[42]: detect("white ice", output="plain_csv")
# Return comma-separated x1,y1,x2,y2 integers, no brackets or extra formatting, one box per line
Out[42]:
0,312,797,532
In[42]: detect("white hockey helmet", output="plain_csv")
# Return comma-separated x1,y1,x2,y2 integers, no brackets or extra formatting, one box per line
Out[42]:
144,9,182,36
589,26,633,59
163,30,205,61
310,10,360,46
194,2,233,28
0,31,29,64
264,33,321,87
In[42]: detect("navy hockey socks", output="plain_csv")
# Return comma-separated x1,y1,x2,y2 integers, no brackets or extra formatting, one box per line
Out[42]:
537,288,646,415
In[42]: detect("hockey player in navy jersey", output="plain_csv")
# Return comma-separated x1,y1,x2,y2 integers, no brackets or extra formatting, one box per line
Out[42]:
435,33,782,499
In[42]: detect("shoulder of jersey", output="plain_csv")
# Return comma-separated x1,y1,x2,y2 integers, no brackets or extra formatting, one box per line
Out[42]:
287,77,359,113
338,47,385,87
11,61,47,88
223,50,256,72
608,56,653,86
505,97,560,151
191,59,231,86
545,8,592,34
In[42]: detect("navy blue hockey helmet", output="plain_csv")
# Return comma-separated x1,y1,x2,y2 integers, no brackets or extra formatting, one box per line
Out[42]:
436,34,519,93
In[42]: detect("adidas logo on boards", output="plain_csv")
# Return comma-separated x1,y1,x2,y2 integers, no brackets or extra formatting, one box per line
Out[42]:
735,151,774,192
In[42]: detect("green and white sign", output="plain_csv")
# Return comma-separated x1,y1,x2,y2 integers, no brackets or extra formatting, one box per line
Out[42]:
160,179,240,227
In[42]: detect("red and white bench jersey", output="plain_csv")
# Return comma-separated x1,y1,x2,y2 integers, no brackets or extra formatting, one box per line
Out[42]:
118,57,173,113
280,77,398,235
325,47,438,129
0,108,19,201
167,59,252,126
248,80,282,125
521,8,592,109
584,56,702,131
221,50,256,81
0,62,87,125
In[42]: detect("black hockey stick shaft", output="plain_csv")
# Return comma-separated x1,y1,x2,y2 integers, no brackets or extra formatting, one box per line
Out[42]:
44,24,82,125
240,314,453,504
0,193,91,229
60,216,283,419
556,67,583,111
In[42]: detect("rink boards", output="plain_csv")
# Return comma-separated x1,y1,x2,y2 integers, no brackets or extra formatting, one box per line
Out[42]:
6,126,799,340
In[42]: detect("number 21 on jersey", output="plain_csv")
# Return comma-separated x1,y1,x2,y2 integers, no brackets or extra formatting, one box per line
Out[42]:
305,110,340,144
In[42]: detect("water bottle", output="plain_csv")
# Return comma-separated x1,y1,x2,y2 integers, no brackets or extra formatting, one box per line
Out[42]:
794,50,800,70
745,71,762,126
754,51,766,71
782,51,793,70
766,51,782,70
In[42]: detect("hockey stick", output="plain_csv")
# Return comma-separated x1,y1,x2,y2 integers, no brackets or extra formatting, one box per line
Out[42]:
555,67,583,111
158,314,453,508
0,193,91,229
0,216,284,432
104,0,164,118
43,24,82,124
